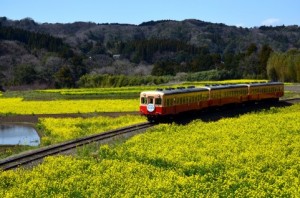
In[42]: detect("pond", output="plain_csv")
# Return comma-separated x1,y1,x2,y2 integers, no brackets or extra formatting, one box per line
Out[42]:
0,125,40,146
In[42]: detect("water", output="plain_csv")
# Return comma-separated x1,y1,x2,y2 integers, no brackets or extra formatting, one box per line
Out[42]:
0,125,40,146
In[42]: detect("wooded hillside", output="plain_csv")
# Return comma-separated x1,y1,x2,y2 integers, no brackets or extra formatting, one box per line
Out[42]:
1,17,300,88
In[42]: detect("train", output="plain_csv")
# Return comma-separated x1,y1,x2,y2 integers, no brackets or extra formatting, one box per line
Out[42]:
140,82,284,122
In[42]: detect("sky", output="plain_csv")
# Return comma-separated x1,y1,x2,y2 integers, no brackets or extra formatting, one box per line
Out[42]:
1,0,300,27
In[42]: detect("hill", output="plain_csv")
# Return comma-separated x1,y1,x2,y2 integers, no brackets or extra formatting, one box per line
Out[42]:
1,17,300,88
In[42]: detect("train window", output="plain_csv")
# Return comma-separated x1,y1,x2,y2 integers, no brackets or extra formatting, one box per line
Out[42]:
155,98,162,105
167,98,172,106
149,97,154,104
141,97,147,104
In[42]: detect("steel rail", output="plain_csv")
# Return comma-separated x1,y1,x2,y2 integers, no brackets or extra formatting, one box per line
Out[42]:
281,97,300,103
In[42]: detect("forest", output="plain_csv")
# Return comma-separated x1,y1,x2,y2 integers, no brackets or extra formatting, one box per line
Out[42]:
0,17,300,89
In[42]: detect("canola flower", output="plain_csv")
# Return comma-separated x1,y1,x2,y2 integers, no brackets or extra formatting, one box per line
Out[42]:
1,104,300,197
39,115,147,145
0,98,138,114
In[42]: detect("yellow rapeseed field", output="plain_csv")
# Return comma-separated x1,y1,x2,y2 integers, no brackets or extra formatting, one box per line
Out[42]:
0,98,138,114
1,104,300,196
39,115,147,145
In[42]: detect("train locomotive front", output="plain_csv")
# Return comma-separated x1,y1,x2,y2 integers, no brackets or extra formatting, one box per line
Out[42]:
140,90,164,121
139,86,209,121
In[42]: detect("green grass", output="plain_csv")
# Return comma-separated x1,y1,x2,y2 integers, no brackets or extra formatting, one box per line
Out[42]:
0,145,36,159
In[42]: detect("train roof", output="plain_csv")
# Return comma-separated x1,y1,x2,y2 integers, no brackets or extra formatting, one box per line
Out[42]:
248,82,283,87
140,86,209,96
141,84,249,95
207,84,249,90
205,82,283,89
140,82,284,96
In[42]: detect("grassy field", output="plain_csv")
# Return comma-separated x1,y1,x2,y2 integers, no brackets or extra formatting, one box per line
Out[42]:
1,103,300,196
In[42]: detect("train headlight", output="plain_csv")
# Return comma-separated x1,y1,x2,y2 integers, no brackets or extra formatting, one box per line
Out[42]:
147,104,155,112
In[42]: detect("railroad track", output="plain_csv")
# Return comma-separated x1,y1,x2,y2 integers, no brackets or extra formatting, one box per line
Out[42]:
0,122,155,171
282,97,300,103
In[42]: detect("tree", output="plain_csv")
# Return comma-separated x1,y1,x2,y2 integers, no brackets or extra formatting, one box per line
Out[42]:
239,54,260,77
246,43,258,56
70,55,87,81
151,61,176,76
14,64,37,85
267,51,300,82
0,72,5,91
54,66,74,88
258,44,273,78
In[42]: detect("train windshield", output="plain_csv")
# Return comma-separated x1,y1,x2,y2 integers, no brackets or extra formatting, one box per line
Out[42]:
141,96,162,106
149,97,154,104
141,97,147,104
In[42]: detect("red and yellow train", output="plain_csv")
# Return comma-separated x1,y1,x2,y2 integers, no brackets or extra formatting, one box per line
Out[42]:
140,82,284,121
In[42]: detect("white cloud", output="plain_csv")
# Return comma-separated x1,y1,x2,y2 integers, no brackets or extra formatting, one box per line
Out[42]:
261,18,281,26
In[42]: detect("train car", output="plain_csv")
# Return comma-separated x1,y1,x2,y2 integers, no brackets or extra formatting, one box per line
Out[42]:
140,86,209,121
140,82,284,121
208,84,249,106
248,82,284,102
